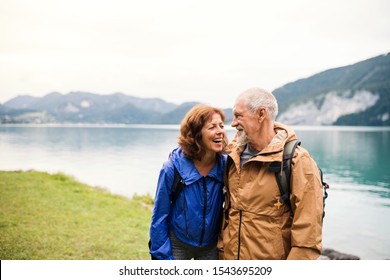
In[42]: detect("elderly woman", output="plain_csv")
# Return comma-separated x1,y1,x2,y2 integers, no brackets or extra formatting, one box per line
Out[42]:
149,104,227,260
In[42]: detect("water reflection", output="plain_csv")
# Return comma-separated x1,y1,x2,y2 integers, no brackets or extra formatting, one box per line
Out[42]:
294,129,390,196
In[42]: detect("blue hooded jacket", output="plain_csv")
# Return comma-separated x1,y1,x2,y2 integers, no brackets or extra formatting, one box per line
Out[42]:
149,147,226,260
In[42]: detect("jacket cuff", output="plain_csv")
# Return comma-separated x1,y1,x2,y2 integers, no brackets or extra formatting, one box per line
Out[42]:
287,247,321,260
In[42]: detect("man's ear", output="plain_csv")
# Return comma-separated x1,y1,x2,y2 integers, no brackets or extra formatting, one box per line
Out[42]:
258,108,266,121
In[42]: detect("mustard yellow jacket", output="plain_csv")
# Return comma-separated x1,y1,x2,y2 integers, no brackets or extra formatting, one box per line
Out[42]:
218,122,323,260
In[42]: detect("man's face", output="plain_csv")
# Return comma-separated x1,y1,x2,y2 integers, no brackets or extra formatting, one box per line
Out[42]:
231,98,259,146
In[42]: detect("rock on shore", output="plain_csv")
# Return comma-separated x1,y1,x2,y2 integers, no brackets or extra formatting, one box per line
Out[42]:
319,248,360,260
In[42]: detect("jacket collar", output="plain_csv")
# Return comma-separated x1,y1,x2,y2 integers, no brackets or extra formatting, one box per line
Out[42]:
227,122,297,163
170,147,225,185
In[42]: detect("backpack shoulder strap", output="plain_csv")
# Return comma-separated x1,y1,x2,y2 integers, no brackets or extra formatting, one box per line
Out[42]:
222,155,234,220
223,155,234,188
171,165,185,204
272,139,300,206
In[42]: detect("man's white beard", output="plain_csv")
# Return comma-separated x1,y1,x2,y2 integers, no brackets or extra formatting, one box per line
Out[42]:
236,130,249,146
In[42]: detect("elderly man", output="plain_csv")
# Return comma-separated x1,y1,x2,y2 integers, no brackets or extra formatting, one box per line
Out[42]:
218,87,323,260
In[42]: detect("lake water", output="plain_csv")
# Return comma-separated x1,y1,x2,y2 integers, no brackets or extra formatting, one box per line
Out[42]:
1,124,389,260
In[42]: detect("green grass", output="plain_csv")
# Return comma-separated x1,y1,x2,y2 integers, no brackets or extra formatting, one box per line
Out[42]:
0,170,154,260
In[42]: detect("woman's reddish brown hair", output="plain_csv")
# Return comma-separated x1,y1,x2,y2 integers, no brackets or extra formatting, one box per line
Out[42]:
178,104,226,161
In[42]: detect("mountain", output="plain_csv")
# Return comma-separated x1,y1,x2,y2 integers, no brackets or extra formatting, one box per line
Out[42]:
156,102,200,124
2,92,180,124
1,52,389,125
274,53,390,126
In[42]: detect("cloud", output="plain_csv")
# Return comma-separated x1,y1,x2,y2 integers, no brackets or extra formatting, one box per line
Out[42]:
1,0,389,108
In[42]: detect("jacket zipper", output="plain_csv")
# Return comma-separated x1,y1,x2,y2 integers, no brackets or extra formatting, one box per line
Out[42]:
199,177,207,246
237,210,242,260
183,194,189,237
236,161,243,260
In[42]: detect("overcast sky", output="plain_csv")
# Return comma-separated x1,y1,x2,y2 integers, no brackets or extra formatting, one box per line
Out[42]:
0,0,389,108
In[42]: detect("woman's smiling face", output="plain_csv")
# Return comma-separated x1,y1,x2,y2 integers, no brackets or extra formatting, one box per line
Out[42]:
201,113,225,154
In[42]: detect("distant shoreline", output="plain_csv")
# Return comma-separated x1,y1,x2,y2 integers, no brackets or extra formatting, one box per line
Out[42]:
1,123,390,132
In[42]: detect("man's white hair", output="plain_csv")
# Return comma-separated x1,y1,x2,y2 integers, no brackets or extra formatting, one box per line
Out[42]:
237,87,278,121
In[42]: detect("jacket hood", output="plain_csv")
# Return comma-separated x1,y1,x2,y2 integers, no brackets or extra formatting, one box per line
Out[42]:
267,122,298,151
169,147,225,185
